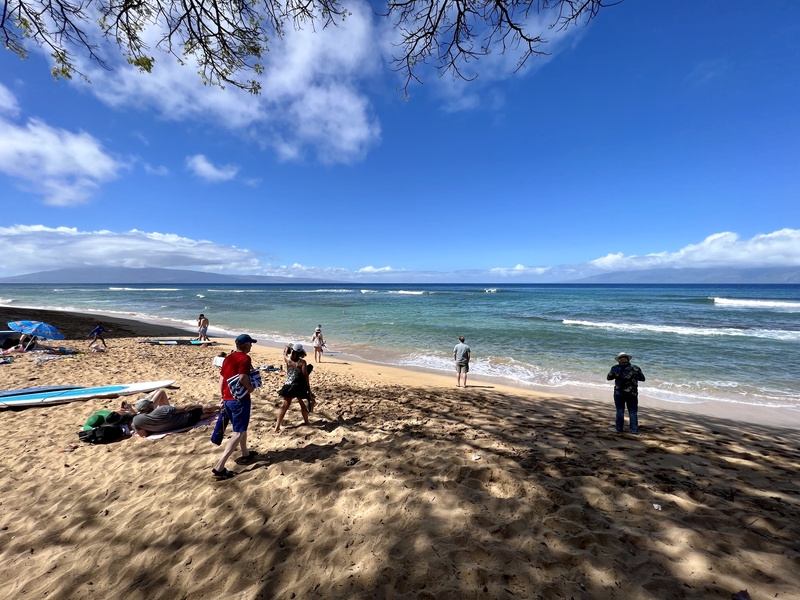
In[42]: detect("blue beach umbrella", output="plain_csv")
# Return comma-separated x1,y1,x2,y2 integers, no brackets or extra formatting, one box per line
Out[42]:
7,320,65,340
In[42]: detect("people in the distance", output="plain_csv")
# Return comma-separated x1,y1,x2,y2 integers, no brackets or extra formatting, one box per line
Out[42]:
213,334,259,479
88,324,108,349
311,330,325,363
197,314,210,341
607,352,646,434
453,336,471,387
275,343,314,432
131,389,218,437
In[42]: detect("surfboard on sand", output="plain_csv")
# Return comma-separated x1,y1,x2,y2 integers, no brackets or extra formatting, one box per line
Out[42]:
142,339,218,346
0,385,84,399
0,380,176,408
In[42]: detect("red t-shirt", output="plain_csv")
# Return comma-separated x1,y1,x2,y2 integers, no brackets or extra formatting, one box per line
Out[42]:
220,351,253,401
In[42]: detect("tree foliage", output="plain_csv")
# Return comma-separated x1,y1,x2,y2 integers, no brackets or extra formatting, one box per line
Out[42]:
1,0,616,93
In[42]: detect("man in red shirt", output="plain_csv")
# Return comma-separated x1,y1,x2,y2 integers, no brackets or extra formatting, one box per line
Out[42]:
212,334,258,479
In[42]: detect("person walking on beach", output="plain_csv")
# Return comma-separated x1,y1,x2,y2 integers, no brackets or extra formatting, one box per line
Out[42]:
88,324,108,349
212,334,259,479
197,314,210,341
607,352,646,434
275,343,315,432
453,336,471,387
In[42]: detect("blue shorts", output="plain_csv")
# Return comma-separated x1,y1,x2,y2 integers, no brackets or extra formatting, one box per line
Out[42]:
224,398,251,432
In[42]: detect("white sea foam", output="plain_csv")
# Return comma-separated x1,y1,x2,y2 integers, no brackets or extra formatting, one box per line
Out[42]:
563,319,800,341
394,290,426,295
206,289,266,293
360,290,378,294
484,288,498,293
0,298,14,304
713,297,800,310
196,294,205,298
108,287,181,292
397,353,570,388
394,352,799,408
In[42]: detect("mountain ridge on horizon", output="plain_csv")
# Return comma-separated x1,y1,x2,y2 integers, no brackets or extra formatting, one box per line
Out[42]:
0,267,332,284
572,266,800,284
0,266,799,284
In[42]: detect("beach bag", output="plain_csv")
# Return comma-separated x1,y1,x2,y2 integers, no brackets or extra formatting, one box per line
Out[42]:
78,425,125,444
226,370,262,400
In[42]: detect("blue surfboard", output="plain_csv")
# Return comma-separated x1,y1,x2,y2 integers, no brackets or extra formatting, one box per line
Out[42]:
0,379,176,408
0,385,84,399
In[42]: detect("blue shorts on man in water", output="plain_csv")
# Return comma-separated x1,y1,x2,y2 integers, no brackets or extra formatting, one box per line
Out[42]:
224,397,251,432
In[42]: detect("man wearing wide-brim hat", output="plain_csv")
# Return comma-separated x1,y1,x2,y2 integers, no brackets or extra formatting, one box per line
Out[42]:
607,352,646,434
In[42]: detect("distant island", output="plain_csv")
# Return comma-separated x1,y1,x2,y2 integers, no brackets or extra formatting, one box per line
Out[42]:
0,266,798,285
572,267,800,284
0,267,332,285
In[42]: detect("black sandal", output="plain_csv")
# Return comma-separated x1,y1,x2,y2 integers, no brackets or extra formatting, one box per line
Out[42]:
235,450,259,465
211,468,236,479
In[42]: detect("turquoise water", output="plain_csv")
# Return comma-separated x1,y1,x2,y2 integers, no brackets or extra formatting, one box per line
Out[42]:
2,283,799,409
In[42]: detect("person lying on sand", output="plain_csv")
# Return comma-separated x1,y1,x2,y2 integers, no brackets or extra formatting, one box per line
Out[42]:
131,389,218,437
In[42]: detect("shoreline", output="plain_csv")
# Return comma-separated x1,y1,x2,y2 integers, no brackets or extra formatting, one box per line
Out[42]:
3,304,800,432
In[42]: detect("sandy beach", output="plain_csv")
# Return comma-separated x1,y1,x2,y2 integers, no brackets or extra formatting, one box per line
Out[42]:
1,307,799,599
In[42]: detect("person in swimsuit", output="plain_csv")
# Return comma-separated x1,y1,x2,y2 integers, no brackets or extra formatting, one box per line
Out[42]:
311,330,325,363
197,314,210,341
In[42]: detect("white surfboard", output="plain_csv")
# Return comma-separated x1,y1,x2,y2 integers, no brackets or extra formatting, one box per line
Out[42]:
0,379,176,408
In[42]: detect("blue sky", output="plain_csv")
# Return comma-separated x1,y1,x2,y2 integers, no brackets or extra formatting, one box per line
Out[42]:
1,1,798,282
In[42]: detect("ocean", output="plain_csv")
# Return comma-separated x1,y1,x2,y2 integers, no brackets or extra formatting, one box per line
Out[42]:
1,283,798,411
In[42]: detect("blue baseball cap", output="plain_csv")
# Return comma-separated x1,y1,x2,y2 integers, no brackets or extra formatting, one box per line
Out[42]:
235,334,257,346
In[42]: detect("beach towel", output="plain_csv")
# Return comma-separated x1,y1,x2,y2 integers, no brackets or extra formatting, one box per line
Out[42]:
210,411,229,445
140,415,217,441
226,370,262,400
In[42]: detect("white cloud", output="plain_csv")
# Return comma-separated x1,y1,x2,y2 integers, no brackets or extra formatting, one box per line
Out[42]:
67,1,381,164
144,163,169,176
186,155,238,182
1,227,797,281
0,83,20,117
0,226,263,274
0,89,125,206
489,264,551,276
589,230,800,271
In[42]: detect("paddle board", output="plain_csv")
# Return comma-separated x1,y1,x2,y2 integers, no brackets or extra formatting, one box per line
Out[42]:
0,385,84,399
0,379,176,408
143,339,218,346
